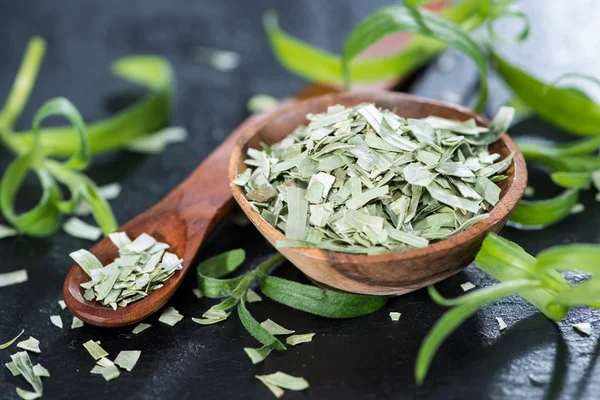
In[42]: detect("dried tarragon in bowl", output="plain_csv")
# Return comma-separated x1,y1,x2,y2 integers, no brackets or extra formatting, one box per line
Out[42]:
70,232,182,309
234,103,515,255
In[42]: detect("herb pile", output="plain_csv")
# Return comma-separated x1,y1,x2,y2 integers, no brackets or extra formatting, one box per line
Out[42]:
236,103,514,254
70,232,181,309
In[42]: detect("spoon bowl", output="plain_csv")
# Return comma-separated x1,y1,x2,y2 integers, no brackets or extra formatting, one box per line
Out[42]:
229,91,527,296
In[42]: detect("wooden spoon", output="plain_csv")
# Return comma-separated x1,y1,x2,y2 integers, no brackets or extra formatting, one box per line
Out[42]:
229,91,528,296
62,99,306,327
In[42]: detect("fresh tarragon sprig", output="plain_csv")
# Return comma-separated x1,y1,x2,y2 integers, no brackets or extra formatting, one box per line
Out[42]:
415,233,600,384
0,37,175,237
194,249,387,363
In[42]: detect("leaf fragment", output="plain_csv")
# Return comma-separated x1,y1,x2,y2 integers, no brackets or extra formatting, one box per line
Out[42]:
256,372,309,391
6,361,20,376
158,306,184,326
286,333,315,346
260,319,295,336
194,47,240,72
71,316,84,329
69,249,103,277
496,317,507,331
247,94,279,113
17,337,41,354
32,364,49,377
125,127,188,154
389,312,401,322
246,288,262,303
460,282,475,292
244,345,273,364
83,340,108,360
16,388,42,400
108,232,131,248
0,269,28,288
49,315,63,329
574,322,592,336
101,364,121,381
62,217,102,241
0,329,24,349
132,323,151,334
114,350,141,372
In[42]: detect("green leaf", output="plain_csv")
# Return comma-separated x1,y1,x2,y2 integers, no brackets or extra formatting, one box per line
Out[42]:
492,51,600,136
244,345,273,364
486,7,530,44
197,249,246,298
263,0,499,86
342,6,488,110
1,97,117,236
415,279,539,384
405,0,438,8
474,233,570,321
428,279,539,307
535,244,600,275
531,155,600,173
210,296,239,312
519,136,600,159
549,278,600,309
550,172,592,189
237,300,286,350
505,95,535,122
256,372,309,391
258,273,387,318
508,188,580,229
0,155,61,236
10,56,175,156
518,136,600,172
44,160,117,235
0,37,46,145
32,98,90,170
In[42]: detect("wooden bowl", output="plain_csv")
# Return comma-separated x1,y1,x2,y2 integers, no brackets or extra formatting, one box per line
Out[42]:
228,91,527,296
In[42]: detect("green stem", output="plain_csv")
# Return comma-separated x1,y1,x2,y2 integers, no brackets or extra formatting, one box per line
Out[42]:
0,37,46,154
7,56,175,157
233,254,286,299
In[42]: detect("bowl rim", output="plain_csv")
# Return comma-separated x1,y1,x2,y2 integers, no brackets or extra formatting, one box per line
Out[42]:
228,91,527,263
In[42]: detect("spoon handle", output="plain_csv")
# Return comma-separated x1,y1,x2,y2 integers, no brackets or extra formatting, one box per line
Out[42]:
156,115,263,253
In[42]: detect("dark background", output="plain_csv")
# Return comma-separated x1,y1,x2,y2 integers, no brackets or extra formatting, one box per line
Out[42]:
1,1,599,399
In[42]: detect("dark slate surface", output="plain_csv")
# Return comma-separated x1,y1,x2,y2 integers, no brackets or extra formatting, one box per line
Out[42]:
1,1,599,399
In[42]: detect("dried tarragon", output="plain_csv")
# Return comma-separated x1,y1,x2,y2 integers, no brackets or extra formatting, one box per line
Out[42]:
235,103,514,254
70,232,182,310
9,351,45,399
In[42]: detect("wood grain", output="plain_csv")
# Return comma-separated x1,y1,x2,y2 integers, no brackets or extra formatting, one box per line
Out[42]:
229,91,528,296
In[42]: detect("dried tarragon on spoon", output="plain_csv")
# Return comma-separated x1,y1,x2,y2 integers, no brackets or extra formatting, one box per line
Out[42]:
235,103,514,254
70,232,182,309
